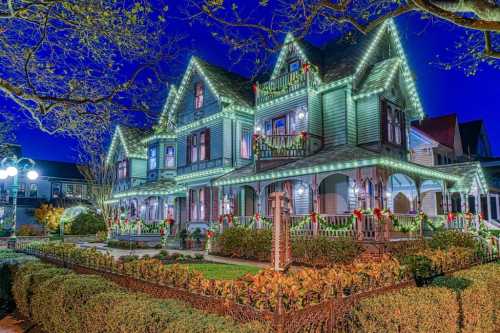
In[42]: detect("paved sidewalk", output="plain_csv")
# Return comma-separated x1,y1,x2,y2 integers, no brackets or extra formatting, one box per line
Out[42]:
78,242,270,268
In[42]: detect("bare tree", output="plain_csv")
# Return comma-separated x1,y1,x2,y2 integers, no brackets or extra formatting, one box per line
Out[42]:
184,0,500,75
76,137,114,224
0,0,184,140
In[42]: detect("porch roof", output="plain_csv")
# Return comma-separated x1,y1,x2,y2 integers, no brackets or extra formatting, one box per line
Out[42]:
111,179,186,200
435,162,488,193
214,145,461,186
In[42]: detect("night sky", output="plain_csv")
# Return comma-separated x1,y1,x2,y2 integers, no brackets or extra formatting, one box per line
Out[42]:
8,6,500,162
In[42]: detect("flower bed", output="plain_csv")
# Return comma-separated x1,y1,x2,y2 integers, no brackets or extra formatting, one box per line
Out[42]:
12,261,269,333
20,242,408,312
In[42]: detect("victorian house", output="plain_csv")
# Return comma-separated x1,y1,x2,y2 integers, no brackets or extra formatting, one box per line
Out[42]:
106,20,492,238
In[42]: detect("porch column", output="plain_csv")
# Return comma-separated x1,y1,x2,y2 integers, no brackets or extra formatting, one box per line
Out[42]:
496,194,500,221
487,193,492,221
461,193,468,213
312,175,320,213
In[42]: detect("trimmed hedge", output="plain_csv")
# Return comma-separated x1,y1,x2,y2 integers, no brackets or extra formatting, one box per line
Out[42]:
433,263,500,333
350,286,459,333
428,230,477,250
214,227,362,266
12,262,270,333
292,236,362,266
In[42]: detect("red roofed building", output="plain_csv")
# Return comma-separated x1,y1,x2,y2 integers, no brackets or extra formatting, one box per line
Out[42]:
411,114,464,166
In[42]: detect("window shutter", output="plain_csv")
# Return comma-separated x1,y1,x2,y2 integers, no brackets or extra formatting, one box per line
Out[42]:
400,110,407,148
205,128,211,160
380,99,388,144
188,189,193,220
186,135,191,164
211,187,219,221
204,187,211,222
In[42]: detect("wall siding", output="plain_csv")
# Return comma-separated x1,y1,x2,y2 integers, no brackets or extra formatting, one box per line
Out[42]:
356,95,380,144
346,87,357,145
322,88,347,146
307,90,322,137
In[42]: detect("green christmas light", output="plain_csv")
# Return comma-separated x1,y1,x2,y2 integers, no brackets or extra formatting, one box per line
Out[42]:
105,125,146,165
112,184,187,199
175,167,234,183
176,111,236,134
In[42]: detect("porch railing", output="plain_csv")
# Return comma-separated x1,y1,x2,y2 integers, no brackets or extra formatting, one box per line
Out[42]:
256,70,309,105
254,133,323,160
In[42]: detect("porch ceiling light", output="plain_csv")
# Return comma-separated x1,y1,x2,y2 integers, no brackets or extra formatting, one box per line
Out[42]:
27,170,39,180
0,169,7,180
296,185,305,196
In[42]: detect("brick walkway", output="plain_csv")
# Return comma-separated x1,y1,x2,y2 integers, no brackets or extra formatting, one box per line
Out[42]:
78,242,271,268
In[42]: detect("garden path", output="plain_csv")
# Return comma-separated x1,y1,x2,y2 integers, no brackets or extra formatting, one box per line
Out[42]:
77,243,271,268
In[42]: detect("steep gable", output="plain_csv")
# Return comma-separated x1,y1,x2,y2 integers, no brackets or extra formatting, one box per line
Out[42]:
106,125,148,164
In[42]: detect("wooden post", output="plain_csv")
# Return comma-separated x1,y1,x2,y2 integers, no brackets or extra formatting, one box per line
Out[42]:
356,217,364,241
270,192,292,272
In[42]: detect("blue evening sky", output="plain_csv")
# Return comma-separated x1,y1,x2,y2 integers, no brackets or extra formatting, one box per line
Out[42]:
10,7,500,162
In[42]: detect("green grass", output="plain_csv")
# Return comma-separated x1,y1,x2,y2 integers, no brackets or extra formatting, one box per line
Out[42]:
184,263,261,280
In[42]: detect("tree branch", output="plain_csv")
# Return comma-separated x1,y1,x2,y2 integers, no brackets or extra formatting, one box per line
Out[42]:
484,31,500,59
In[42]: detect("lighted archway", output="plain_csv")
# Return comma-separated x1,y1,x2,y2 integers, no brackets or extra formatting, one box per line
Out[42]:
263,180,311,216
318,174,350,215
393,192,411,214
234,185,257,217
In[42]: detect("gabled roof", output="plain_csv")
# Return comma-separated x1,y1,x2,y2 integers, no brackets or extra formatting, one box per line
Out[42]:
459,120,489,157
435,161,488,193
357,57,400,95
106,125,149,164
155,85,177,134
410,127,440,149
170,56,254,114
412,114,459,149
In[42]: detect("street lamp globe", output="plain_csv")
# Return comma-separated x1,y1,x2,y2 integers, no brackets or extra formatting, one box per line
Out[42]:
0,169,7,180
6,166,18,177
27,170,39,180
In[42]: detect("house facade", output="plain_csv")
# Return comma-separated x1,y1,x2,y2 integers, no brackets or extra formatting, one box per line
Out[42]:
106,20,492,238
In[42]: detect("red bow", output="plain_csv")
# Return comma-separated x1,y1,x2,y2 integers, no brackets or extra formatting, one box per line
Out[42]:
252,83,258,93
159,228,165,236
447,212,454,223
310,212,318,224
353,209,363,221
373,208,382,221
302,63,310,73
255,213,260,222
207,230,215,239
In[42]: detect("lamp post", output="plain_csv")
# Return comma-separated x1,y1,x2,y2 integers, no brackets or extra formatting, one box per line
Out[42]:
0,156,39,248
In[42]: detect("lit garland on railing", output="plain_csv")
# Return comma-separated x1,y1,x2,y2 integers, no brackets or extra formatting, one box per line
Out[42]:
252,132,307,156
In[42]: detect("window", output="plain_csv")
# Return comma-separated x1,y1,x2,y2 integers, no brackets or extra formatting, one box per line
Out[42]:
387,106,394,143
194,82,204,109
29,183,37,198
74,184,82,198
52,184,61,198
165,146,175,168
200,131,206,161
288,59,300,73
148,146,157,170
65,184,74,197
118,160,127,179
437,154,443,165
394,112,401,145
240,129,251,159
18,183,26,197
199,188,205,220
190,134,198,163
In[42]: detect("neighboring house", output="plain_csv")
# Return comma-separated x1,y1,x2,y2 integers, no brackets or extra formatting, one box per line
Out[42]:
106,20,490,235
460,120,492,160
410,114,464,166
0,147,90,228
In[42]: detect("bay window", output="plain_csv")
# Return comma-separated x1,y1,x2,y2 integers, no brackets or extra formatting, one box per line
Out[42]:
148,146,157,170
165,146,175,168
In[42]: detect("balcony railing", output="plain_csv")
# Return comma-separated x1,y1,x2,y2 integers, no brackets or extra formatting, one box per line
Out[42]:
253,132,323,160
255,70,309,105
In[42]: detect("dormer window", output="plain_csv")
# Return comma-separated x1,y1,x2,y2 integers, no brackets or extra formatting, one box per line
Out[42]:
148,146,157,170
288,59,300,73
194,82,204,110
382,99,405,147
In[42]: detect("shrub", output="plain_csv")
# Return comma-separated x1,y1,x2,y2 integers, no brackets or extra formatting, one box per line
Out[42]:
452,263,500,332
17,224,43,236
69,212,106,235
11,261,53,316
214,227,272,261
350,287,459,333
385,240,428,261
95,230,107,242
292,236,362,266
15,263,270,333
32,274,118,333
428,230,477,250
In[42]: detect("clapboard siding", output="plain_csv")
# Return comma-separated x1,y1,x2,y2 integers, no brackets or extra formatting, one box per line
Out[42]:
176,72,220,127
322,88,347,146
356,95,380,144
235,117,255,167
346,87,356,145
130,159,147,178
307,91,322,137
223,118,233,161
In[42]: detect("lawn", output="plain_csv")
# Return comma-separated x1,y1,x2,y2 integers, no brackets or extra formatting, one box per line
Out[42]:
185,263,261,280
